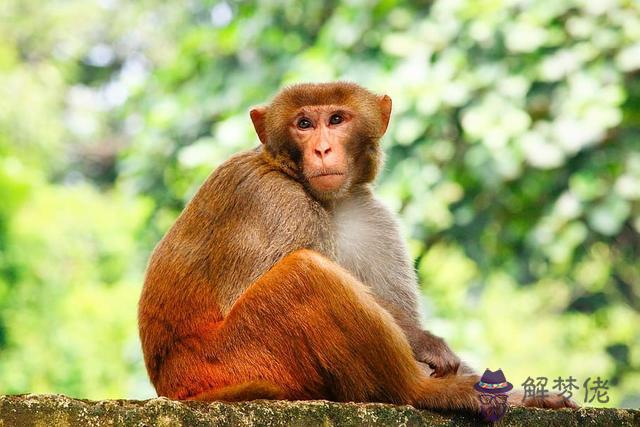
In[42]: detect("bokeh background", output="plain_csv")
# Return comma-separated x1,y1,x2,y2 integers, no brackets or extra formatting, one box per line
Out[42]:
0,0,639,407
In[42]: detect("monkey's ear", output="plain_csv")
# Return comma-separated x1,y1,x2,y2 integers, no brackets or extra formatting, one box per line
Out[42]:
250,106,268,144
378,95,392,135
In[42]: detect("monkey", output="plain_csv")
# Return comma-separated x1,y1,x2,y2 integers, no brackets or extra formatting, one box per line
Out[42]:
138,82,576,415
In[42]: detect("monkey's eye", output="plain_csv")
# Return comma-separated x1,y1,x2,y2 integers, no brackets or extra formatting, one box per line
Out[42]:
297,118,312,129
329,114,343,125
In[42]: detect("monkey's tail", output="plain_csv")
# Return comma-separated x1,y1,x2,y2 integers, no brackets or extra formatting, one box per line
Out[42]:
187,381,286,402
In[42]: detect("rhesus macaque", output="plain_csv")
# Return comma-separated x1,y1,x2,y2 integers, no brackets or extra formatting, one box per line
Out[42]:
138,82,575,414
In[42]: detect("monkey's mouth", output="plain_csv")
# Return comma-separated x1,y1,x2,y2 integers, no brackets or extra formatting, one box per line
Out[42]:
308,171,346,191
312,172,345,178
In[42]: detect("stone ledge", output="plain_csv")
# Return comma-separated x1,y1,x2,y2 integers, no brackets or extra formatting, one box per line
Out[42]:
0,394,638,426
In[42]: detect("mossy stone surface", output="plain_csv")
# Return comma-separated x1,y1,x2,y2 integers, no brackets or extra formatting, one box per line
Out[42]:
0,394,638,426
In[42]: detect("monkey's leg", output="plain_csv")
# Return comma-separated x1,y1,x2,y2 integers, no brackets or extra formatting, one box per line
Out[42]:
193,249,485,412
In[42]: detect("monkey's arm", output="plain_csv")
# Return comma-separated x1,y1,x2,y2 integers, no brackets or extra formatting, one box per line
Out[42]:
333,190,462,377
380,300,464,377
370,225,463,377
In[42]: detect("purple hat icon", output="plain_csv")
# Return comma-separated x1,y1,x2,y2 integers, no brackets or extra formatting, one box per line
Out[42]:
474,368,513,394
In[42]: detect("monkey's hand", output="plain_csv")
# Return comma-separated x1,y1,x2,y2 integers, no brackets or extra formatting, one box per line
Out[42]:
414,331,461,377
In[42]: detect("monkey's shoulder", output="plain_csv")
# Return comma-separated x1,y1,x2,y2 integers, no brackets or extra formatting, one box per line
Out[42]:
200,149,318,214
168,149,329,251
146,149,330,291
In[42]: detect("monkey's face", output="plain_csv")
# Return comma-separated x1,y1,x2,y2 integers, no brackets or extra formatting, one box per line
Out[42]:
250,82,392,201
290,105,352,195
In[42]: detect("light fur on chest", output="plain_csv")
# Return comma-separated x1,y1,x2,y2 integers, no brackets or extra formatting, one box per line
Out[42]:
331,195,418,309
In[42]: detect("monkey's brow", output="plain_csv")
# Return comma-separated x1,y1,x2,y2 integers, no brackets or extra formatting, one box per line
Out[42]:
296,105,353,115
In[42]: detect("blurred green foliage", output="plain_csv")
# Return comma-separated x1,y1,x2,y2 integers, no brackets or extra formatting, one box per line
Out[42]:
0,0,638,407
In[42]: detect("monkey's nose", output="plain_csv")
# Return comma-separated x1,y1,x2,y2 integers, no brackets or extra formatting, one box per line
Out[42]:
314,146,332,159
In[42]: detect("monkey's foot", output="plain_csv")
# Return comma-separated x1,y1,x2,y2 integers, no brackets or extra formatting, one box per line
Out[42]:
507,390,579,409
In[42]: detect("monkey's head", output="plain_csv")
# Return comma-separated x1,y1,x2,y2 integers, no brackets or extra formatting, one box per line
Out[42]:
250,82,392,201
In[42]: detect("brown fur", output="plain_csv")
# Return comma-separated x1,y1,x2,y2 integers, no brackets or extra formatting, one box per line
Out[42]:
188,381,285,402
138,82,576,415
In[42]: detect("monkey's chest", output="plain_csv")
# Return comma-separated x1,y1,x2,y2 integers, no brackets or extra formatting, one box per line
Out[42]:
331,211,395,295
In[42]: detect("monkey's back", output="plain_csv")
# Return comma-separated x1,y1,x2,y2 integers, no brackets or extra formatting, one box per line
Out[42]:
138,148,331,388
